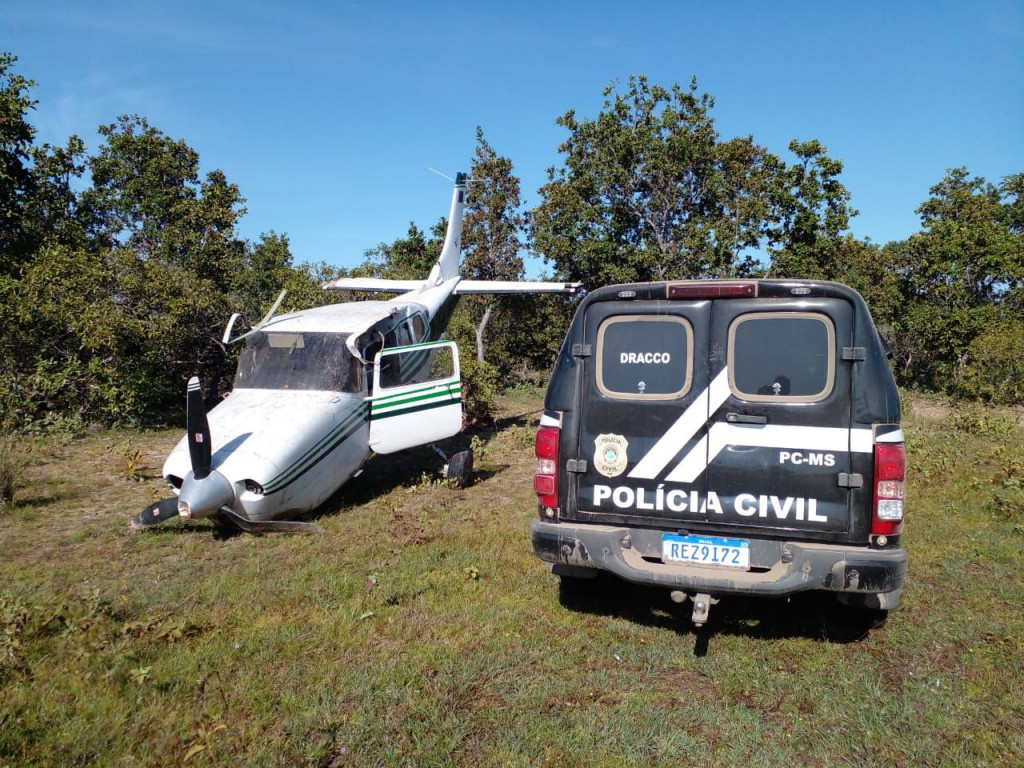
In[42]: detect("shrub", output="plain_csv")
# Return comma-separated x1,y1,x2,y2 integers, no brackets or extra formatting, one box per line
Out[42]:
0,433,31,512
959,318,1024,404
459,357,501,426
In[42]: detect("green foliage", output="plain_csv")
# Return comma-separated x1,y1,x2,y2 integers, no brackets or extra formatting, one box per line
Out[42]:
459,357,502,425
2,243,234,428
531,75,749,284
530,76,857,287
0,53,38,273
282,259,348,310
83,115,248,288
959,317,1024,404
461,128,528,364
951,401,1021,440
765,139,858,278
886,168,1024,398
479,292,577,384
357,222,440,280
463,127,526,284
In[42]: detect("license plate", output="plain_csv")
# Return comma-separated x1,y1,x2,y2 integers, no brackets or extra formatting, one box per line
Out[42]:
662,533,750,569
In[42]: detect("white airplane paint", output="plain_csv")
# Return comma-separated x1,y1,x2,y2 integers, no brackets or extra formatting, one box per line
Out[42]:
132,173,580,532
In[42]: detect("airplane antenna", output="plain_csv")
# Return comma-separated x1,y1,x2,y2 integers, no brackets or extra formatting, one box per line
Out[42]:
428,167,455,182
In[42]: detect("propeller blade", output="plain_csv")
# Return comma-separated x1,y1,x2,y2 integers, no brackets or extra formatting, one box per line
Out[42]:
186,376,212,480
217,507,324,534
130,497,180,529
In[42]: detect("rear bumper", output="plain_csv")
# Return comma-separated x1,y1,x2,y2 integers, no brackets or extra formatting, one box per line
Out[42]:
531,520,907,604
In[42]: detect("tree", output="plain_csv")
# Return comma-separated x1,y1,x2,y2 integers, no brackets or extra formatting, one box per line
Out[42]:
529,76,867,288
0,57,365,429
885,168,1024,394
713,135,783,276
23,136,89,252
0,54,90,273
231,230,295,317
357,221,441,280
530,75,780,286
0,53,38,274
462,127,526,362
765,139,857,279
1000,172,1024,236
83,115,247,288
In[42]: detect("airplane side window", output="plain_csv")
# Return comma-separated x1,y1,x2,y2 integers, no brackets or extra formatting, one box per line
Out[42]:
376,344,454,391
379,331,402,388
411,315,426,343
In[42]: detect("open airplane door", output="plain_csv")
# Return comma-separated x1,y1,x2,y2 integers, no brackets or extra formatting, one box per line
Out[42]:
368,341,463,454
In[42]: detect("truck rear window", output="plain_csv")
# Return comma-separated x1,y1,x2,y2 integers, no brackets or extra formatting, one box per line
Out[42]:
728,312,835,401
596,315,693,400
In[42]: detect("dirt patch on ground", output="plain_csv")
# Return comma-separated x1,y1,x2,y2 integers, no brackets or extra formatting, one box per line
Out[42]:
910,396,953,420
909,395,1024,425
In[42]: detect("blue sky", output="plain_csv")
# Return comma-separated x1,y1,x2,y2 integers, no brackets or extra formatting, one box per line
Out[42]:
4,0,1022,275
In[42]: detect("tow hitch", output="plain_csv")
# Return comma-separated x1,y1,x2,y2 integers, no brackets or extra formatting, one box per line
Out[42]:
671,591,719,627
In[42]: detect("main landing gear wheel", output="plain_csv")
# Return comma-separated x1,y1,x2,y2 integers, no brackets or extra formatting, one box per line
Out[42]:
445,450,473,488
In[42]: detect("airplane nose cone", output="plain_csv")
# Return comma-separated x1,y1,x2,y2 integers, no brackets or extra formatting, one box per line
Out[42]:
177,469,234,519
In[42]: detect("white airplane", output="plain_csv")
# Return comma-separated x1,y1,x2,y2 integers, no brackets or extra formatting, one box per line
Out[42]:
132,173,580,532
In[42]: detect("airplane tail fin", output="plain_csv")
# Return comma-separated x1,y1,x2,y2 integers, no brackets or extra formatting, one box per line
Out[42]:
427,172,468,286
323,172,582,297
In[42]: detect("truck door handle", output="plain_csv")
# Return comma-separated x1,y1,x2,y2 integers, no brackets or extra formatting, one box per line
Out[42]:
725,413,767,425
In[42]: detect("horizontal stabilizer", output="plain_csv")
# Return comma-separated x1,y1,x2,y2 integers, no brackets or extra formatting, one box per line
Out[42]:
454,280,582,295
324,278,423,293
324,277,582,295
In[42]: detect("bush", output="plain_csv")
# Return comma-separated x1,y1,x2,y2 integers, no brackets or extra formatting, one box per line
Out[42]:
459,357,501,426
959,318,1024,404
0,433,31,512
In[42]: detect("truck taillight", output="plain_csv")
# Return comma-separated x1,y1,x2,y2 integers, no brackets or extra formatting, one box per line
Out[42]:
872,442,906,537
534,426,560,512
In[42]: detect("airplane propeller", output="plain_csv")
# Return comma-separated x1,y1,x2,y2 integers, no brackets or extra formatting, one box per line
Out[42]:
186,376,212,480
129,496,180,529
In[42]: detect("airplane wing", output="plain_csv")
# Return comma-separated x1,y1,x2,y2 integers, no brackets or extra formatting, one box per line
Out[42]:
453,280,582,294
324,278,423,293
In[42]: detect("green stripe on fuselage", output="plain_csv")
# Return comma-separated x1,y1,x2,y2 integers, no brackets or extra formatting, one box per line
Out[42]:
370,385,461,416
262,403,368,493
370,396,462,420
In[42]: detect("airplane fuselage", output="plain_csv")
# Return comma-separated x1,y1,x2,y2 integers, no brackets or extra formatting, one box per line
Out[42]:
163,297,445,522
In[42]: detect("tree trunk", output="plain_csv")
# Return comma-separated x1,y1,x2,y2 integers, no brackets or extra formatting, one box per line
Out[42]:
475,303,493,362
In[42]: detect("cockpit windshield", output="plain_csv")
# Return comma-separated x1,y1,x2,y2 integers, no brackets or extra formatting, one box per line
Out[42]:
234,332,361,393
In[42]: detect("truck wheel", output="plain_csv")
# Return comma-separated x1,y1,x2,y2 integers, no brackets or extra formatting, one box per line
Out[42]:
445,450,473,488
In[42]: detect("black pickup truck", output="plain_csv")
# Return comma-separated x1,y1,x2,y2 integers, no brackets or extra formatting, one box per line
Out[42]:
530,280,907,626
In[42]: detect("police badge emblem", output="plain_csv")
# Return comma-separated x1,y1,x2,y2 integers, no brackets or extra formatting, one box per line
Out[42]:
594,433,629,478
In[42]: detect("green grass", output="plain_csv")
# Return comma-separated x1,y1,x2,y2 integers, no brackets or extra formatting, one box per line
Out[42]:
1,390,1022,767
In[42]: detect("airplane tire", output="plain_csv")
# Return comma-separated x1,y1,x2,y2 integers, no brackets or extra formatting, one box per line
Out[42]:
446,450,473,488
